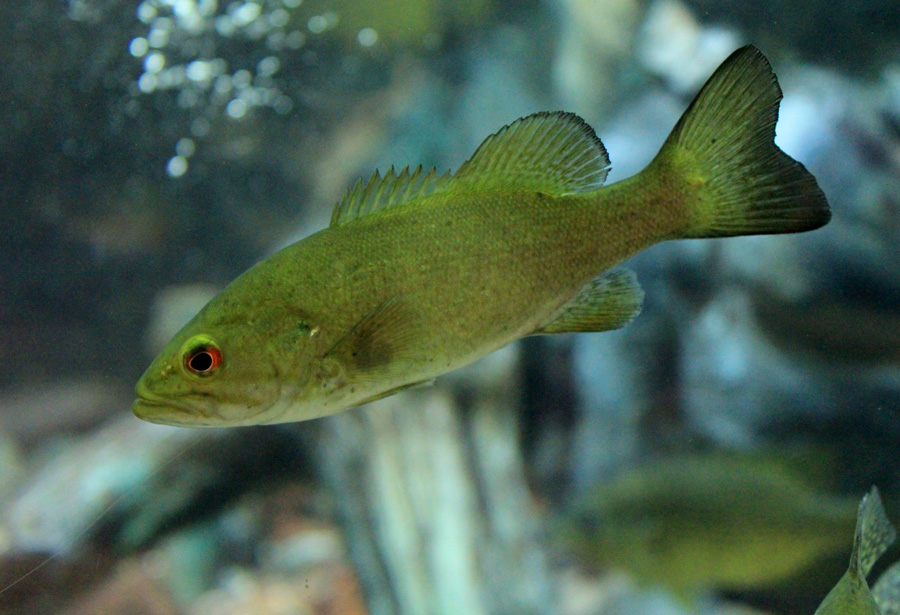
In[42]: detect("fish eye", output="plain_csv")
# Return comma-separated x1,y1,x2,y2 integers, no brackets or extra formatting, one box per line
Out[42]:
181,336,223,377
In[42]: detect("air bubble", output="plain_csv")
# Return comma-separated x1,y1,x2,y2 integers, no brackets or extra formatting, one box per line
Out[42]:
198,0,216,16
148,28,170,48
357,27,377,47
144,52,166,73
307,15,327,33
273,95,293,115
129,37,149,57
172,0,195,19
176,138,196,157
226,98,248,118
186,60,212,81
215,14,236,36
157,66,186,89
257,56,280,77
214,74,233,94
138,73,158,93
232,69,252,87
270,8,289,27
232,2,262,27
137,1,157,23
285,30,305,48
167,156,189,177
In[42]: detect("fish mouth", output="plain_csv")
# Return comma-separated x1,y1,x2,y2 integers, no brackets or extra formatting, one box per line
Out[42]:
133,395,184,424
133,380,207,426
132,396,223,427
133,381,276,428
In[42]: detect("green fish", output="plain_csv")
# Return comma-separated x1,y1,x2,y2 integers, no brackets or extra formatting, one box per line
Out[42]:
560,452,859,597
815,487,896,615
134,46,829,427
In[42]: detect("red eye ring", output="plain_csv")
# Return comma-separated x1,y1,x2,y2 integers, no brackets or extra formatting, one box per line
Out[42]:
184,344,222,376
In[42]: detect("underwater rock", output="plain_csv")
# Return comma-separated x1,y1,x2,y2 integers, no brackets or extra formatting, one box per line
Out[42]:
0,431,23,502
58,559,179,615
637,0,740,95
189,567,366,615
553,0,641,114
141,480,365,615
1,417,200,555
0,379,132,446
679,289,833,445
306,345,553,615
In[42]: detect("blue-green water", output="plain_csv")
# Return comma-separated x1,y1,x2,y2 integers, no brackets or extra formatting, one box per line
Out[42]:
2,1,900,614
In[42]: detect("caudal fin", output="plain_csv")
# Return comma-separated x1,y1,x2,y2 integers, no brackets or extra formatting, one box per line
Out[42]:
655,45,830,239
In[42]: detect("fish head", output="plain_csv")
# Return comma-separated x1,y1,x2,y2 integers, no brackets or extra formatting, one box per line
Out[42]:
133,293,323,427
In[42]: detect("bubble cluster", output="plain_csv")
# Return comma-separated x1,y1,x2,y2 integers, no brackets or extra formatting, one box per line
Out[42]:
130,0,302,113
129,0,383,175
166,137,196,177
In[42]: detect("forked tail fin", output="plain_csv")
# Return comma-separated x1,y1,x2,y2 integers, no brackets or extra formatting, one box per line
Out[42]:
654,45,831,239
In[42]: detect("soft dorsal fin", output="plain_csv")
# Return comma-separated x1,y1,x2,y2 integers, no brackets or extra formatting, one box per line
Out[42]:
331,165,453,227
854,486,896,579
454,111,610,195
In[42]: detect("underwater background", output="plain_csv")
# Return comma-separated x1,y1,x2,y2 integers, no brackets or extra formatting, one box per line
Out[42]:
2,0,900,613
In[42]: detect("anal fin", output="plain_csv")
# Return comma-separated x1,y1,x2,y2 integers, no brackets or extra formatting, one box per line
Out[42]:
533,269,644,335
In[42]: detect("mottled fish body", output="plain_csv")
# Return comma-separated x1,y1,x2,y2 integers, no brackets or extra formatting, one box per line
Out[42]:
134,46,830,426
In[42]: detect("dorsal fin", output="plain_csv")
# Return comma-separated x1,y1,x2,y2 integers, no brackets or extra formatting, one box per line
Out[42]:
330,112,610,227
854,486,896,578
454,111,610,195
330,165,453,227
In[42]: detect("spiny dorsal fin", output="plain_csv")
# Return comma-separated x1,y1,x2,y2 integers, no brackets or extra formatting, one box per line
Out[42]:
853,486,896,579
454,111,610,195
330,165,453,227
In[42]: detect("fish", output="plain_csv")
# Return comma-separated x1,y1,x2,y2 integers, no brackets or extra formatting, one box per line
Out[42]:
133,45,830,427
814,486,896,615
558,451,859,598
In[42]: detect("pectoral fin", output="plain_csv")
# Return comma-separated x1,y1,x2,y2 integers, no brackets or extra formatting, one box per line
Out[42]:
325,296,424,380
533,269,644,335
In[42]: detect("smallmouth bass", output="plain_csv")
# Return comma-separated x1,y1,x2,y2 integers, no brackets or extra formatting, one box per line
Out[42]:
560,452,859,597
134,46,830,426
